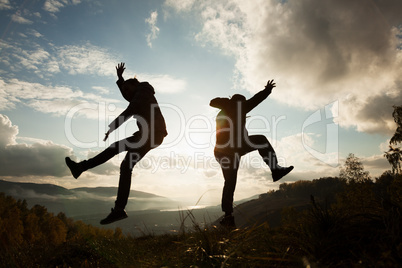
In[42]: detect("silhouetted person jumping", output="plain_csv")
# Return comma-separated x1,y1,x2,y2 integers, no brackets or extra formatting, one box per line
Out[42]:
210,79,293,228
65,62,167,225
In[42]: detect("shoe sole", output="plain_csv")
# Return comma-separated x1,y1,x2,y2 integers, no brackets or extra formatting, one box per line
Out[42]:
100,214,128,225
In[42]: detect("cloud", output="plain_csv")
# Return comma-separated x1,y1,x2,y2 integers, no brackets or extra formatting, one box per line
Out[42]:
84,150,118,176
0,0,12,10
0,74,185,120
0,114,18,146
145,11,160,48
56,43,118,76
167,0,402,135
27,29,43,38
11,12,33,24
0,78,119,119
140,73,187,94
92,86,110,95
165,0,195,12
0,38,187,94
43,0,82,14
1,39,118,78
0,114,73,177
361,154,390,177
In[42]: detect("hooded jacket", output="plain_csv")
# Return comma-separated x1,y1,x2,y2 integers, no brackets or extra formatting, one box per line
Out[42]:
108,78,167,136
210,88,271,151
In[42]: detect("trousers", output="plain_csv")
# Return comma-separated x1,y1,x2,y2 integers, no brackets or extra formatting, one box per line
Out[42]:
214,135,278,214
83,131,165,209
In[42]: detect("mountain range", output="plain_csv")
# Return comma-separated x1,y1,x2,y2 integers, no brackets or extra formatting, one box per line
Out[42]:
0,179,314,235
0,179,182,217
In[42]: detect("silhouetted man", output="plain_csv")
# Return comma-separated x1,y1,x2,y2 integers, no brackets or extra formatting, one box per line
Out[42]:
210,79,293,227
66,62,167,224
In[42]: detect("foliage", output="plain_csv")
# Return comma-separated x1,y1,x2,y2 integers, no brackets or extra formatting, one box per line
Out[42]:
278,176,346,201
390,105,402,146
385,105,402,174
280,172,402,267
1,170,402,267
0,193,121,267
339,153,371,183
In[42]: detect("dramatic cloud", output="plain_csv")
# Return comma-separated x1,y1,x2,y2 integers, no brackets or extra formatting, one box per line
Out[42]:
0,114,73,177
145,11,160,48
167,0,402,135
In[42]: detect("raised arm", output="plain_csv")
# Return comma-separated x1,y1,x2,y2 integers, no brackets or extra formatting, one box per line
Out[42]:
244,79,276,113
116,62,126,92
116,62,125,80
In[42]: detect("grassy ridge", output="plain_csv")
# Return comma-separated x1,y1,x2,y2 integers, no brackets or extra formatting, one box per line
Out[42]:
1,172,402,267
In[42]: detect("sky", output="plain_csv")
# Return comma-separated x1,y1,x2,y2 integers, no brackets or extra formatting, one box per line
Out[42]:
0,0,401,208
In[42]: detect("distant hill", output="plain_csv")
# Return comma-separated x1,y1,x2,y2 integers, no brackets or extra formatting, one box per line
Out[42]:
72,186,161,198
230,195,311,228
0,180,182,218
216,177,347,228
1,177,347,235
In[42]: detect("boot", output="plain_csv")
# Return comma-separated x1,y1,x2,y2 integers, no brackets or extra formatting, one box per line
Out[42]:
272,166,294,182
65,157,86,179
100,208,128,225
219,215,236,228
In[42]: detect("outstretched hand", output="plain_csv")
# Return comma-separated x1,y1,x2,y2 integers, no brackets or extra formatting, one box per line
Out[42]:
265,79,276,91
116,62,125,79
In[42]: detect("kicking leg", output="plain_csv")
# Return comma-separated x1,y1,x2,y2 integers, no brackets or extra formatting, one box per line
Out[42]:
245,135,293,182
65,134,140,179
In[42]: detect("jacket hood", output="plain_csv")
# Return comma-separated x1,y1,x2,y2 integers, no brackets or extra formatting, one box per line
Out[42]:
121,80,155,102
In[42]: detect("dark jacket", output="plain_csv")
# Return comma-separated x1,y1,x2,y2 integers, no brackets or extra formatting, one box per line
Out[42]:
108,78,167,136
210,88,271,151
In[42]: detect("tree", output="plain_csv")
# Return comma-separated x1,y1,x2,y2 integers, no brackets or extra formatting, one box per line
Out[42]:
339,153,370,183
384,105,402,174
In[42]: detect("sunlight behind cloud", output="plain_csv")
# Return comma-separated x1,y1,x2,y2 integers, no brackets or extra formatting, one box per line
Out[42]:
167,0,402,135
0,0,398,207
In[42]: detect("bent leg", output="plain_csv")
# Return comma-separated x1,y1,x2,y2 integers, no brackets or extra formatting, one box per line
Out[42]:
243,135,279,169
244,135,293,182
